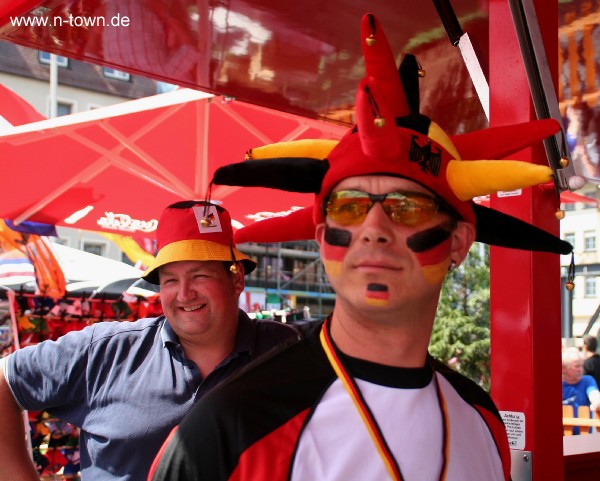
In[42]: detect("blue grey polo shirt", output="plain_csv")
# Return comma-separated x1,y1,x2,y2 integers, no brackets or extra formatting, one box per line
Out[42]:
4,310,298,481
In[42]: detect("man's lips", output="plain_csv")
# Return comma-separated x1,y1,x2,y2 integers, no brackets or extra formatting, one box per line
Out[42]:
180,303,205,312
353,260,399,270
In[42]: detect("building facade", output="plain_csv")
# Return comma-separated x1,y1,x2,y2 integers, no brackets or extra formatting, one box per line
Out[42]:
561,184,600,337
559,1,600,340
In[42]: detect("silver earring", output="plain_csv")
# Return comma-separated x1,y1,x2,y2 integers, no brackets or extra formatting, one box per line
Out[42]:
448,260,457,272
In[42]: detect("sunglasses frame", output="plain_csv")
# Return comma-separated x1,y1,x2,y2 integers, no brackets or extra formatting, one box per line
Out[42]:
323,189,444,227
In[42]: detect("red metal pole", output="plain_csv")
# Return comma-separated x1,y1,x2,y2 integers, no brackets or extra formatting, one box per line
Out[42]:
489,1,564,480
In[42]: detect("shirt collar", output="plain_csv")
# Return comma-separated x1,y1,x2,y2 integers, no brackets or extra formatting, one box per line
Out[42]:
160,317,178,347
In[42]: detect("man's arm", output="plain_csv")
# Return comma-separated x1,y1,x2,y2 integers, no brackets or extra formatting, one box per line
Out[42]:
0,358,39,480
588,387,600,413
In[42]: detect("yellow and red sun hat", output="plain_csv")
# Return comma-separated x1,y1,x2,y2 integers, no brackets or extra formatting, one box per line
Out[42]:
142,201,256,284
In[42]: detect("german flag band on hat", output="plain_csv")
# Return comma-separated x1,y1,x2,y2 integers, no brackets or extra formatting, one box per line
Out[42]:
141,201,257,285
210,13,572,257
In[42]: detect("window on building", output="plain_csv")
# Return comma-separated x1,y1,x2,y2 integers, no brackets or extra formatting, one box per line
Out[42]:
121,252,135,266
56,101,73,117
584,231,596,252
157,81,178,94
52,238,69,246
82,241,105,257
581,190,598,209
38,51,69,67
103,67,130,81
585,276,597,298
564,232,575,248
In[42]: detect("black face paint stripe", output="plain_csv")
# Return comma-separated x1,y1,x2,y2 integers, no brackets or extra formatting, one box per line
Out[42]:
406,224,452,253
367,283,388,292
324,225,352,247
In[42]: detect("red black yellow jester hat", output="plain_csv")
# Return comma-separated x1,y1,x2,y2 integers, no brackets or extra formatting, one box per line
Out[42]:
211,13,572,256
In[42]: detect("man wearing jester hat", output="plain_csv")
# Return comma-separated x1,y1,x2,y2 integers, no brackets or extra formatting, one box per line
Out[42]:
149,13,572,481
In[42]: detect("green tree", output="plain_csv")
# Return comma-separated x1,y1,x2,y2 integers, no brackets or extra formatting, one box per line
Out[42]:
429,243,491,390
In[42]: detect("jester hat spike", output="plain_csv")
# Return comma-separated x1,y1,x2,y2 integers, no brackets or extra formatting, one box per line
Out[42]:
212,13,572,256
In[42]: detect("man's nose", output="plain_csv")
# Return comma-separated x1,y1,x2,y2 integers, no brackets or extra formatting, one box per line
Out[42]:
176,279,194,301
359,202,394,244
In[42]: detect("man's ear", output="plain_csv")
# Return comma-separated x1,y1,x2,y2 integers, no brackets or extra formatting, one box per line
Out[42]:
233,262,246,295
451,221,476,265
315,223,326,248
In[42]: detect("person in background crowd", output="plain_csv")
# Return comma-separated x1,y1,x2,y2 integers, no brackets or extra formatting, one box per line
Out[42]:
582,334,600,388
563,346,600,435
0,200,298,481
148,13,571,481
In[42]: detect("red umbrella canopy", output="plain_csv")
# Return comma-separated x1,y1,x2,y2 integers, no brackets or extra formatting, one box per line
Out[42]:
0,83,45,126
0,88,346,241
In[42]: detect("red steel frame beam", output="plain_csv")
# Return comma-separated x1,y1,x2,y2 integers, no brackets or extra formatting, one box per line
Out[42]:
488,1,564,479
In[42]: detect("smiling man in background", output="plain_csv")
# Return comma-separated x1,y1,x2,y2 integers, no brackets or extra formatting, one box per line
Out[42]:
0,200,298,481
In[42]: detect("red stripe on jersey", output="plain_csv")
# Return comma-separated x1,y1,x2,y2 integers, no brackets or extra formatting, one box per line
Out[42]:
474,406,511,481
230,409,311,481
148,426,179,480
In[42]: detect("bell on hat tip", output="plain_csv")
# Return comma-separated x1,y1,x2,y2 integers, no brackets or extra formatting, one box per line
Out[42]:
365,34,376,46
559,157,569,168
200,217,210,227
416,59,426,77
566,281,575,291
374,117,386,128
229,264,238,273
555,209,566,220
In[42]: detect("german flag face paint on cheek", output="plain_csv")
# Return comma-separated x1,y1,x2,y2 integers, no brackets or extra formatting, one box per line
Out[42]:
322,226,352,278
407,224,453,284
366,283,390,306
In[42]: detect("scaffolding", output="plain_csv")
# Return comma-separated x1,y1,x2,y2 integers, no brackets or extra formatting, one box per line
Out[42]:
239,242,335,319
